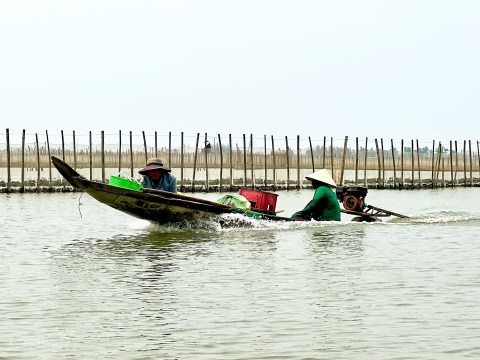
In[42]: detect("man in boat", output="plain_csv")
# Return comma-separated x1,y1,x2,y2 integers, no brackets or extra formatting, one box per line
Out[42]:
291,169,341,221
139,158,177,192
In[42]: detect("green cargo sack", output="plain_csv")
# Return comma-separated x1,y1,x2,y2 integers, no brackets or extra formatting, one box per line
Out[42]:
217,194,251,211
109,174,143,191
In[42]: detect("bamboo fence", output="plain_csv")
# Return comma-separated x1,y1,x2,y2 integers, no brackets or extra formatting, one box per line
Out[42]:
1,129,480,192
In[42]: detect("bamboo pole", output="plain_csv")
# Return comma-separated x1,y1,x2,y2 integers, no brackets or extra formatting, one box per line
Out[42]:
118,130,122,173
296,135,300,189
478,141,480,185
355,137,359,184
431,140,435,188
308,136,314,173
36,133,40,189
469,140,473,186
380,138,385,187
322,136,326,168
6,128,11,189
411,139,415,187
364,137,368,187
250,133,254,187
169,131,172,169
286,136,290,190
264,135,268,187
449,140,454,186
412,139,422,188
229,134,233,189
339,136,348,186
192,133,199,190
454,140,458,186
155,131,158,158
400,139,404,188
433,143,437,187
73,131,77,170
21,129,25,192
142,131,148,164
391,139,397,189
89,131,93,180
180,132,184,192
442,156,445,187
463,140,467,187
46,130,51,187
271,136,276,188
375,138,381,187
101,130,105,183
61,130,65,162
243,134,247,187
205,133,209,191
218,134,223,191
433,142,438,187
129,131,133,178
436,142,443,187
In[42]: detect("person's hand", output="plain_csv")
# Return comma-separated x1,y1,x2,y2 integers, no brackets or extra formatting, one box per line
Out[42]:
294,216,308,221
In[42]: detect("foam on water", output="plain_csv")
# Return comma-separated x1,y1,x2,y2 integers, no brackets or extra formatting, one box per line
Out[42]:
139,213,354,233
137,209,480,233
403,210,480,224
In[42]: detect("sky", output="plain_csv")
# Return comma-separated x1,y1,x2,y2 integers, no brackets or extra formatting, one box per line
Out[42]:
1,0,480,145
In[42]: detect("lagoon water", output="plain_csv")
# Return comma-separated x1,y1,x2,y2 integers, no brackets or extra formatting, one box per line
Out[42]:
1,188,480,359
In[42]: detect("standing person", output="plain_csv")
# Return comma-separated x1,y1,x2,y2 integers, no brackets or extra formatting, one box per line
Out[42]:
139,158,177,193
291,169,340,221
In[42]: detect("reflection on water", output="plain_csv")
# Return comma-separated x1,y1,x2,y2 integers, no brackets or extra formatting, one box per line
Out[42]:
2,190,480,359
310,226,366,255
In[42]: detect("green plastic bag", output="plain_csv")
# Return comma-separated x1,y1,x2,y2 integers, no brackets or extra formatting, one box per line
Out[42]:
217,194,251,211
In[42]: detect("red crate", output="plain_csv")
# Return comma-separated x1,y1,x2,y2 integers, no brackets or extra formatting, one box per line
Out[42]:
238,188,278,212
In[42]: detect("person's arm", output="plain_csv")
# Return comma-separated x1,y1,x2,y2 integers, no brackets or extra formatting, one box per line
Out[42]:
140,176,150,188
170,176,177,193
291,188,324,218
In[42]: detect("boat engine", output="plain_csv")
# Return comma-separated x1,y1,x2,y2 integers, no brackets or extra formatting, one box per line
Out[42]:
335,186,368,212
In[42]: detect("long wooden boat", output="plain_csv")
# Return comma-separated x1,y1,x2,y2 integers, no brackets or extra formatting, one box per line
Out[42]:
51,156,296,224
52,156,408,224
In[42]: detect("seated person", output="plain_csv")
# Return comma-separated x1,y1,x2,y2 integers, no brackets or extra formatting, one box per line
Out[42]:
139,158,177,192
291,169,340,221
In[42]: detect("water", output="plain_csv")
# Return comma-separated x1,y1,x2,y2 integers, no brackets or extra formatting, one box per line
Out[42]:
1,189,480,359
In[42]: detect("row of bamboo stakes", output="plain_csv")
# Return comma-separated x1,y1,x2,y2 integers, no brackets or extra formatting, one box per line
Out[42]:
1,129,480,192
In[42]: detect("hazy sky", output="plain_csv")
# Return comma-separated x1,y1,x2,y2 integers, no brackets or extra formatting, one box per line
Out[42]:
1,1,479,143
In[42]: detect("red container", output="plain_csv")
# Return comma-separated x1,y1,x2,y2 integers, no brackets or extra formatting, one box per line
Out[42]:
238,188,278,212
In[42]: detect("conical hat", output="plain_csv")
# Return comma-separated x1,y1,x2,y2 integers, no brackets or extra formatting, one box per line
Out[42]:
305,169,336,187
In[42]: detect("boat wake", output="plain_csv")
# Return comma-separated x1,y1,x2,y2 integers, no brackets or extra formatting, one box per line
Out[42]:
146,210,480,231
387,210,480,225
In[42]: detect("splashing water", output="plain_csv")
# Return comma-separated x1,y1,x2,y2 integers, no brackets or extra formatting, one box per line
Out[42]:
386,210,480,224
138,212,354,233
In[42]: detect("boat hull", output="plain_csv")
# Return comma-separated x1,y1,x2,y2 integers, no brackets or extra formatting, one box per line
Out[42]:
51,156,294,224
84,184,224,223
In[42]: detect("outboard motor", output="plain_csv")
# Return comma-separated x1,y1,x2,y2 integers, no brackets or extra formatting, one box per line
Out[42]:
336,186,368,212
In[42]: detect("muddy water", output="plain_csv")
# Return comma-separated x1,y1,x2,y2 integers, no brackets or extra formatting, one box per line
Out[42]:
1,189,480,359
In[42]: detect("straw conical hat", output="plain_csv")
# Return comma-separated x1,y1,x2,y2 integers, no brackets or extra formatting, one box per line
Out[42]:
305,169,336,187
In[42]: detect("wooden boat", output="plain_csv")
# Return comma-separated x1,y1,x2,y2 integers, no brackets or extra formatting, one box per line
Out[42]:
51,156,407,224
51,156,296,224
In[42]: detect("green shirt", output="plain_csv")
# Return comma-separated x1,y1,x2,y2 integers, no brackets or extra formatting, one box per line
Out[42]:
291,186,341,221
